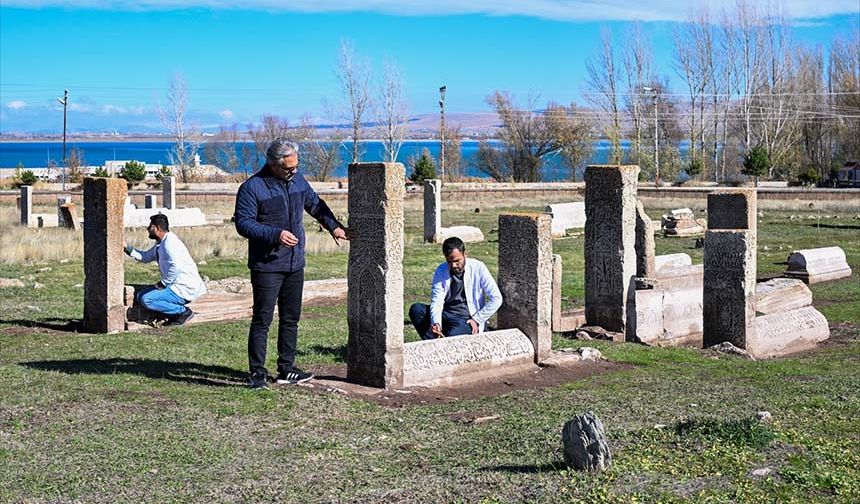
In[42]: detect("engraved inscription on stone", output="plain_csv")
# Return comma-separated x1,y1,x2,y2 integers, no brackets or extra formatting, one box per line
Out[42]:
703,230,755,349
750,306,830,358
423,179,441,243
403,330,534,372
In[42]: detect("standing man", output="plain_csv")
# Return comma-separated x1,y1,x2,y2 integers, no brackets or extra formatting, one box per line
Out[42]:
409,237,502,339
124,214,206,326
234,138,351,389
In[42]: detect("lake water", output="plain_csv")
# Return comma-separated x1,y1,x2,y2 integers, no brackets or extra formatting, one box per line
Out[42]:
0,139,673,181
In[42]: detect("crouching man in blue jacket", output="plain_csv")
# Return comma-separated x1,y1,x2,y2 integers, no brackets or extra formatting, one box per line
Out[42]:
234,138,351,389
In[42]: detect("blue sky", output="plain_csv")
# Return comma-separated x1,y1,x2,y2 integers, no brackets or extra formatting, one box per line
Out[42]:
0,1,857,133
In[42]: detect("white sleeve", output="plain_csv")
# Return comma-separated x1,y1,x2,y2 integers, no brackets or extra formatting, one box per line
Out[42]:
129,245,157,263
429,265,447,327
471,262,502,324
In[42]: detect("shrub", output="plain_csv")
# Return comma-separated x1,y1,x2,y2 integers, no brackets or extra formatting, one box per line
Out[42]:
409,148,437,184
16,169,38,187
119,160,147,187
797,167,821,186
156,165,172,181
92,167,110,178
686,157,704,178
742,146,770,181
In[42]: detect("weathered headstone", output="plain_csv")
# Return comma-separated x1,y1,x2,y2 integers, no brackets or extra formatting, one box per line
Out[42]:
562,412,612,472
346,163,404,388
755,278,812,315
635,199,656,278
707,189,757,234
655,253,692,272
83,177,127,333
497,213,553,363
144,194,158,209
57,195,72,228
59,202,79,230
162,176,176,210
423,179,441,243
703,230,756,349
545,202,586,237
584,165,639,334
749,306,830,358
784,246,852,284
19,185,32,227
402,329,535,387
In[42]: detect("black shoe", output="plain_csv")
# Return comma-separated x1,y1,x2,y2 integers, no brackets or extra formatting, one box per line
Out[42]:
248,372,269,390
165,308,195,326
275,368,314,385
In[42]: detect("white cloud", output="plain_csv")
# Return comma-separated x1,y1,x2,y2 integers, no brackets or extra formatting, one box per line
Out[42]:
219,109,234,120
6,100,28,110
1,1,856,21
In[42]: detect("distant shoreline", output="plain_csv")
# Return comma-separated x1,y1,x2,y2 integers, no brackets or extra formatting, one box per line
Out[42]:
0,137,489,144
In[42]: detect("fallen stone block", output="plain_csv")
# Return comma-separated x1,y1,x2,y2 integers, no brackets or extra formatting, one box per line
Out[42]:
124,207,208,228
401,328,536,388
437,225,484,243
755,278,812,315
784,246,852,284
749,306,830,359
545,202,586,237
655,253,692,271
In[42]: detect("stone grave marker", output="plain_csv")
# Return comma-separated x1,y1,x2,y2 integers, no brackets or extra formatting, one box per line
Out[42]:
162,176,176,210
19,185,32,227
59,202,79,230
57,195,72,228
635,199,656,278
703,229,756,349
423,179,441,243
145,194,158,209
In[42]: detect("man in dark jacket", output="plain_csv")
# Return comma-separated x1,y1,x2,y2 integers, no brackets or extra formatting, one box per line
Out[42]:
234,138,350,389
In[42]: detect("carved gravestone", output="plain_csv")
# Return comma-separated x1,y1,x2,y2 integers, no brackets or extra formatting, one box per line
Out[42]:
59,203,79,230
145,194,158,209
83,177,127,333
562,412,612,472
423,179,441,243
635,199,656,278
703,230,756,349
584,165,639,334
57,195,72,228
497,213,553,363
162,176,176,210
20,185,33,227
346,163,405,388
707,189,757,245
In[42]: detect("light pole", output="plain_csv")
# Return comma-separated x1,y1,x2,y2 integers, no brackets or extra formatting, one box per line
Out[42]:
642,86,659,185
439,85,446,180
57,89,69,190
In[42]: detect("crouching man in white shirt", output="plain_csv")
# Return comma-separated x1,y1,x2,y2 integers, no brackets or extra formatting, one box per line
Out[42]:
409,237,502,339
123,214,207,326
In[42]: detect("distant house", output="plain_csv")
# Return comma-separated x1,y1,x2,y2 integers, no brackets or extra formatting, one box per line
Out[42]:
834,161,860,188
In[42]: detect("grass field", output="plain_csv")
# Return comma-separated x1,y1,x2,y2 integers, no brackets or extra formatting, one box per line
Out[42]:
1,199,859,503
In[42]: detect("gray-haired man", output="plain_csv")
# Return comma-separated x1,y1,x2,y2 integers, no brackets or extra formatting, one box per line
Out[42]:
234,139,352,389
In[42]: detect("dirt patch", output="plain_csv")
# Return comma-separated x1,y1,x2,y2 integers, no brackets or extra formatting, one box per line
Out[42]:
298,359,630,408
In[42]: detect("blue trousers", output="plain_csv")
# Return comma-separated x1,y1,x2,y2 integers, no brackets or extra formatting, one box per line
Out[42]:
408,303,471,340
137,285,188,316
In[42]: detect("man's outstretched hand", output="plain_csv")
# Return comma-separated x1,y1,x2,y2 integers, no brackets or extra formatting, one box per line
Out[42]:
331,227,355,246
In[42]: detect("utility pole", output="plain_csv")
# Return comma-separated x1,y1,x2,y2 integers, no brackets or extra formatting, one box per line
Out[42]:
439,85,446,181
643,86,659,185
57,89,68,190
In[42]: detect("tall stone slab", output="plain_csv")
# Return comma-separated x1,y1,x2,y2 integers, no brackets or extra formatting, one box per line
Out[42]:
162,176,176,210
144,194,158,209
83,177,127,333
346,163,405,388
703,230,756,349
707,189,757,246
497,213,553,363
19,185,33,227
423,179,441,243
584,165,639,334
57,195,72,228
635,199,656,278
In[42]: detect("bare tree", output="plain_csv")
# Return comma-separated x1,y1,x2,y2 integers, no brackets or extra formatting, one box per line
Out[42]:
622,23,653,165
246,115,312,169
336,39,373,162
203,124,241,178
66,147,86,183
828,29,860,167
156,73,200,182
376,59,409,163
303,113,346,182
442,126,464,180
674,9,714,169
544,103,594,179
585,28,623,163
476,92,592,182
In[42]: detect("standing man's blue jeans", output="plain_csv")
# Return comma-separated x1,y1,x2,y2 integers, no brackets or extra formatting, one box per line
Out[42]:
408,303,472,340
137,286,188,316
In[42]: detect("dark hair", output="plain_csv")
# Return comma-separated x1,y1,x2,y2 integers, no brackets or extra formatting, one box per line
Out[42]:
149,214,170,232
442,237,465,256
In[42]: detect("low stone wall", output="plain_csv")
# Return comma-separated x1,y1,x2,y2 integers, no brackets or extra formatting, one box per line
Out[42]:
4,184,859,211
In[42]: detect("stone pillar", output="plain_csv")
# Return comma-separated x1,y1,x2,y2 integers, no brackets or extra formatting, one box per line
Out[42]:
144,194,158,209
83,177,127,333
162,176,176,210
346,162,405,388
59,203,79,230
57,195,72,228
635,199,656,278
707,189,757,244
584,165,639,334
497,213,553,363
423,179,441,243
19,185,33,227
551,254,563,331
703,229,756,349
